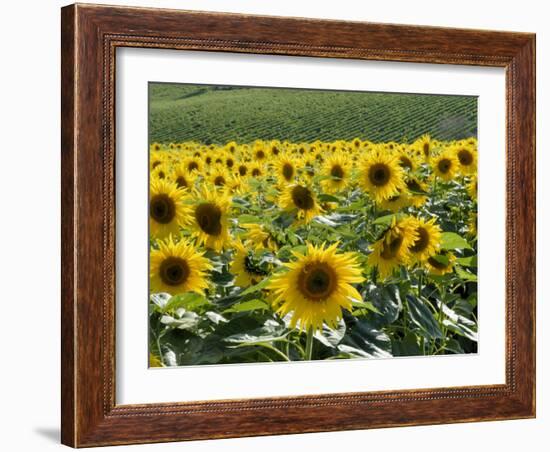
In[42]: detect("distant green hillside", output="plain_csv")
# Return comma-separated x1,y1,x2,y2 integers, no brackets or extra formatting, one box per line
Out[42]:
149,83,477,145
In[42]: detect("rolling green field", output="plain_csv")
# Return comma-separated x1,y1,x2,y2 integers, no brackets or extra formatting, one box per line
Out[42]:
149,83,477,145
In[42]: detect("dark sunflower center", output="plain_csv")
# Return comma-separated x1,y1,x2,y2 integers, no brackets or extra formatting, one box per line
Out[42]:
399,156,413,169
154,145,161,151
457,149,473,165
157,171,166,179
214,176,226,186
387,194,401,203
298,263,337,301
368,163,391,186
175,176,188,188
428,256,448,270
256,150,266,160
226,158,234,168
238,165,248,176
411,227,429,253
406,179,422,192
423,143,430,156
252,168,261,177
188,161,199,172
438,158,451,174
330,164,344,180
195,203,222,236
381,235,403,259
152,160,161,169
205,156,212,165
150,194,176,224
291,186,315,210
282,163,294,181
159,257,190,286
272,146,279,156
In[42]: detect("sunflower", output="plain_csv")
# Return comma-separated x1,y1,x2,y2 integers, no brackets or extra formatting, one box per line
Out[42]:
300,157,317,179
269,141,282,158
279,182,323,225
405,177,429,207
172,163,196,190
408,217,442,263
222,152,236,171
249,162,265,179
209,166,230,188
236,162,250,177
241,223,278,251
352,137,362,150
225,141,238,154
275,153,299,185
377,191,412,213
268,242,364,332
454,143,478,175
183,156,203,175
425,252,456,276
230,240,271,287
149,178,190,239
358,147,406,203
149,353,163,368
150,235,212,295
467,175,478,201
151,163,170,181
397,147,420,172
226,174,250,195
431,150,460,181
414,134,433,161
368,216,418,279
203,153,214,167
321,152,351,193
467,211,477,238
212,152,224,166
296,143,308,157
253,146,268,162
188,187,232,252
150,150,166,170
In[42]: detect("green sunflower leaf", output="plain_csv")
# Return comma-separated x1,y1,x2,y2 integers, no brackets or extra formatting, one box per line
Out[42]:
455,266,478,282
372,213,405,226
237,214,262,224
239,276,272,296
440,232,472,250
223,299,269,314
456,255,477,267
405,295,443,339
318,193,340,203
163,293,209,313
430,254,450,266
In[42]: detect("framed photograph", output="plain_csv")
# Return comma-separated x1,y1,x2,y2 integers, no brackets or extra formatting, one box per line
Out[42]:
61,3,536,447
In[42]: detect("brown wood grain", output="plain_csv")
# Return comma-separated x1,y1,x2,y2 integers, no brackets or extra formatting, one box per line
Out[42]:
61,3,536,447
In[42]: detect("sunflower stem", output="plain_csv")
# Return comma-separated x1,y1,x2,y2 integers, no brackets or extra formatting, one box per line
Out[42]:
305,327,315,361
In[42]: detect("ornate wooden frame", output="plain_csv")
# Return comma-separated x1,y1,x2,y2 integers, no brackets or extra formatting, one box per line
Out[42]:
61,3,536,447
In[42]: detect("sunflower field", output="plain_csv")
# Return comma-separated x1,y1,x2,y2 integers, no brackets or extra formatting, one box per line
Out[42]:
148,131,479,367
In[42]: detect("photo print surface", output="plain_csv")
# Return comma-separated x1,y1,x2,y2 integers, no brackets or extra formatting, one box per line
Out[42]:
147,82,478,368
